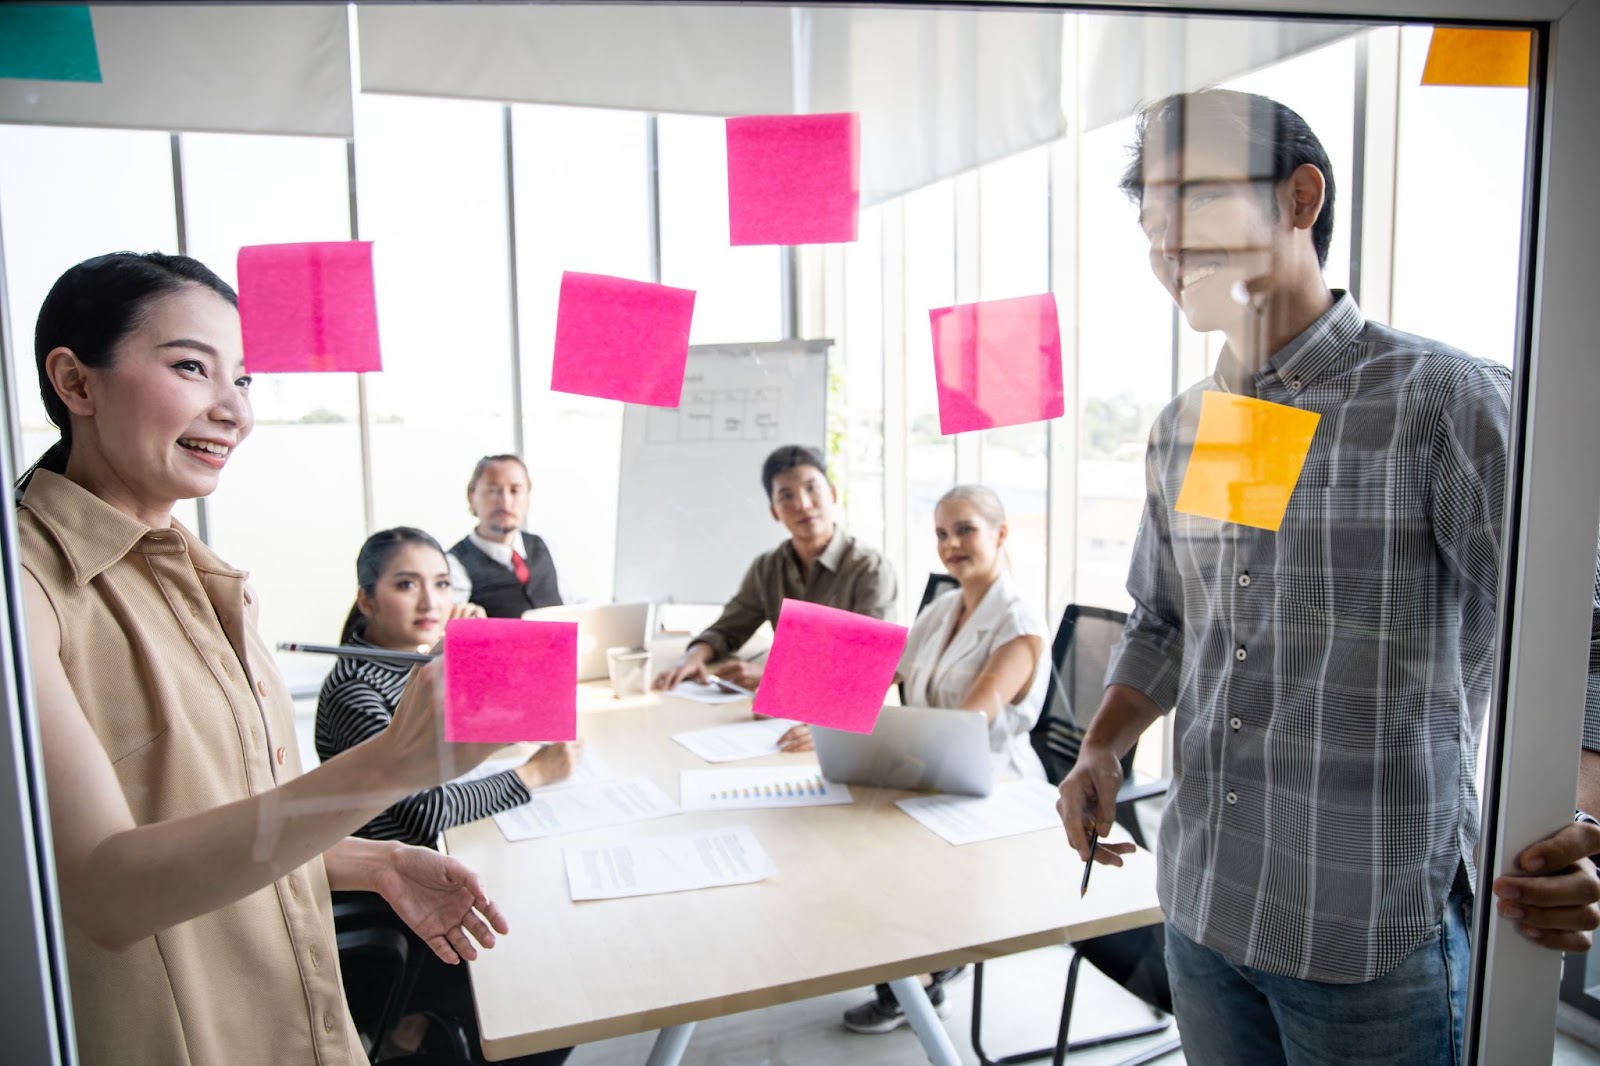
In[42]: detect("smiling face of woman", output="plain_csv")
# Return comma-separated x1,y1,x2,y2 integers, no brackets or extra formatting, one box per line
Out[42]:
53,285,252,525
358,543,457,652
934,497,1007,587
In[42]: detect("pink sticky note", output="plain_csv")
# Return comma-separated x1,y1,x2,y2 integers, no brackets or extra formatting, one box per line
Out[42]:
443,618,577,743
726,112,860,246
237,242,382,374
929,293,1065,435
550,272,697,407
752,599,908,734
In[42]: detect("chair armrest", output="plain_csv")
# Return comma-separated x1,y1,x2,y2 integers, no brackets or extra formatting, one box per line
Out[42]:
1116,777,1171,805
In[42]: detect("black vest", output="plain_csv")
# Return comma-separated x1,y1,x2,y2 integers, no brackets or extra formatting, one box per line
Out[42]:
449,532,563,618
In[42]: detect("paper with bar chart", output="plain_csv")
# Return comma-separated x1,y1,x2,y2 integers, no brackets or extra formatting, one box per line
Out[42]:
679,765,854,811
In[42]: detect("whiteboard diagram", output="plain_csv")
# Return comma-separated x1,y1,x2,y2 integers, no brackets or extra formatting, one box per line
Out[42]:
646,388,783,444
616,340,831,606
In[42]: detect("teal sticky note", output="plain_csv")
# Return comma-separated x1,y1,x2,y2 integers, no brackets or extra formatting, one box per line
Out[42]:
0,6,102,84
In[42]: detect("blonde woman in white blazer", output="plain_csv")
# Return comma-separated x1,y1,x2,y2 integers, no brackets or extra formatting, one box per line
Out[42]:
899,484,1049,782
843,483,1049,1035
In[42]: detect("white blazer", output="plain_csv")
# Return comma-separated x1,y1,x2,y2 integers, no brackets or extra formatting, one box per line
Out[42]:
899,570,1049,781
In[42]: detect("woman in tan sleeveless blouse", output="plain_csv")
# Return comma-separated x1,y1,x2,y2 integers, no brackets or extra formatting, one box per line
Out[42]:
17,252,512,1066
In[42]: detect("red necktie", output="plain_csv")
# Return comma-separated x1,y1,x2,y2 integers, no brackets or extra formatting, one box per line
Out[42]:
511,550,531,585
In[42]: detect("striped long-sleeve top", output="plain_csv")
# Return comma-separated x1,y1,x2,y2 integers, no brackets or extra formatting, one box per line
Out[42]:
315,635,531,846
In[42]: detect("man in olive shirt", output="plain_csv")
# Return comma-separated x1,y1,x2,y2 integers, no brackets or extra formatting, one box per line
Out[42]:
652,444,897,696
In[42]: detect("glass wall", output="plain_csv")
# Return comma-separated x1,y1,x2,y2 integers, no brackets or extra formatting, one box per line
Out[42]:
356,94,519,548
1,7,1586,1060
179,131,361,649
511,103,652,604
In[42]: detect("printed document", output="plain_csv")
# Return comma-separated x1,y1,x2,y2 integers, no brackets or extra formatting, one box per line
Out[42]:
896,780,1064,846
671,718,798,762
493,777,678,842
564,824,778,900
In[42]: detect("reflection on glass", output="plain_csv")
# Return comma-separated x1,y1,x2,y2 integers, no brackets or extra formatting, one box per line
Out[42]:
357,94,518,547
179,131,362,647
512,104,651,604
1075,83,1527,1059
839,206,886,552
657,113,784,345
903,179,957,612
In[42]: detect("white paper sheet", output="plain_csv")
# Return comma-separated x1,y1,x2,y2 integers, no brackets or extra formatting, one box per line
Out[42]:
667,678,751,705
449,753,525,785
528,749,613,792
670,717,798,762
563,824,778,901
492,777,679,841
895,780,1065,846
680,765,853,811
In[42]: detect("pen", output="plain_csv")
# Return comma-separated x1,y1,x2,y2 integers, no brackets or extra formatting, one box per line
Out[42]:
1079,827,1099,898
278,641,435,666
708,674,755,698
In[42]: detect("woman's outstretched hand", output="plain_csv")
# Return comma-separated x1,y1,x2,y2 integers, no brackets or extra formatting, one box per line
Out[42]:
375,843,511,965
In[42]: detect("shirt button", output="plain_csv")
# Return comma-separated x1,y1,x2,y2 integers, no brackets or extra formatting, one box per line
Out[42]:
1234,647,1248,661
1237,573,1251,587
288,877,300,900
1226,791,1238,805
1229,716,1242,730
1287,379,1303,392
322,1013,335,1034
255,679,268,698
309,945,321,970
275,746,287,766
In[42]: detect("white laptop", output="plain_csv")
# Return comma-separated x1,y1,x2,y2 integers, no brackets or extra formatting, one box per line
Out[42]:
522,603,651,681
812,705,995,797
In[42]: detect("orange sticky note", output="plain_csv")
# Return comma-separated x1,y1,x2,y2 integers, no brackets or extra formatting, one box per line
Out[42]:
1174,391,1321,532
1421,28,1531,88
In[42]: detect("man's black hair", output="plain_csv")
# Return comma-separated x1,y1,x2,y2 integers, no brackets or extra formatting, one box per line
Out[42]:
761,444,827,499
1118,89,1336,268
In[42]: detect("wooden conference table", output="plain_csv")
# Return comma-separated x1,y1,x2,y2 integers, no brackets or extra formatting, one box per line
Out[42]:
442,683,1164,1065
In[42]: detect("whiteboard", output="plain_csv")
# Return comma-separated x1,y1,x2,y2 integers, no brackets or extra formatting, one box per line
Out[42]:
614,340,831,605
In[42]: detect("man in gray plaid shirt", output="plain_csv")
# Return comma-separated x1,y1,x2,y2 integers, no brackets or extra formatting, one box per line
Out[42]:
1056,89,1600,1064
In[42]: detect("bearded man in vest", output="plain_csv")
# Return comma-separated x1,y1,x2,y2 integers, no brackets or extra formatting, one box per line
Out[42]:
446,455,564,617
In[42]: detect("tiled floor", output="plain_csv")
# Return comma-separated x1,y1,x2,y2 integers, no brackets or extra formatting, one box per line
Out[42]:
562,943,1600,1065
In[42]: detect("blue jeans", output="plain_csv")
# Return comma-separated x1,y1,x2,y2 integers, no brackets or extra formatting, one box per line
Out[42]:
1164,891,1472,1066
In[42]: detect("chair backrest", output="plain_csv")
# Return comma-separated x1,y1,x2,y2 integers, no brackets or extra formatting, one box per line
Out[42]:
1031,604,1130,786
916,572,959,617
900,573,960,703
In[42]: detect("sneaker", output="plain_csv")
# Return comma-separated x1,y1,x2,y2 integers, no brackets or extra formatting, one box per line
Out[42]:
842,982,953,1034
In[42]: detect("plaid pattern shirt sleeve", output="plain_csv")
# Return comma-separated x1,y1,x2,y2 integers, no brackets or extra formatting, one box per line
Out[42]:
1105,292,1600,984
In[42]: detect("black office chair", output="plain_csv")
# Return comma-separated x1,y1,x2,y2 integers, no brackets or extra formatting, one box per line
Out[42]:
969,604,1181,1066
333,892,432,1063
899,573,962,702
917,572,960,616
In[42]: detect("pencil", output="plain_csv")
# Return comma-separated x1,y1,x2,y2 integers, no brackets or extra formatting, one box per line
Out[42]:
1079,828,1098,898
708,675,755,697
277,641,434,666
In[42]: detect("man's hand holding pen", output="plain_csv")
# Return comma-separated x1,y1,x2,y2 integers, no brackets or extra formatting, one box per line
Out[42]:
1057,741,1139,876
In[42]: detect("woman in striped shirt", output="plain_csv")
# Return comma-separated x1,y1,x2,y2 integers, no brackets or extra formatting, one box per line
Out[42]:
316,527,581,847
319,526,580,1063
